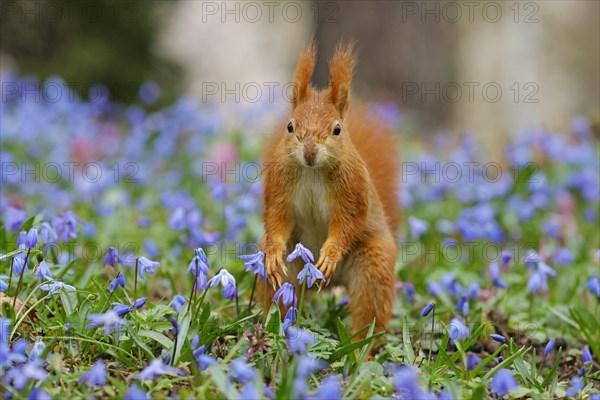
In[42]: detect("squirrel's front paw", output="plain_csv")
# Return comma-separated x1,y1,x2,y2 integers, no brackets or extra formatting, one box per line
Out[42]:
261,242,287,290
315,243,341,284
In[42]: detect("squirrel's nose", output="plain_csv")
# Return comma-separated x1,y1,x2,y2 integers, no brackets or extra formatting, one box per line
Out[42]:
303,140,317,166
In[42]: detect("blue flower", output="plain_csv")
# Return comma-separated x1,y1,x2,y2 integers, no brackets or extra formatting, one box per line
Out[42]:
311,375,342,400
565,377,583,397
35,260,52,281
172,294,186,313
449,316,470,344
39,222,57,245
139,81,160,104
287,243,314,263
420,302,435,317
240,382,260,400
466,282,480,299
489,262,507,288
168,316,180,335
17,231,27,247
467,353,481,370
527,260,556,294
13,252,29,275
293,356,327,397
192,345,218,371
403,282,416,303
544,339,555,356
40,279,75,294
187,250,209,291
408,216,429,239
490,334,506,343
489,368,518,397
4,207,26,233
297,262,326,288
392,365,434,399
103,247,123,268
144,239,159,259
523,250,541,269
455,296,467,313
585,276,600,297
28,339,46,362
552,247,573,266
283,307,298,332
137,257,161,280
26,228,38,248
500,250,513,268
112,297,146,317
582,346,593,364
168,207,187,230
187,251,209,276
53,210,82,242
208,268,237,300
134,359,185,381
286,326,316,354
273,282,296,307
79,360,107,387
109,272,126,293
124,384,149,400
27,387,52,400
239,251,266,281
230,357,257,383
86,310,128,335
437,389,455,400
3,360,48,391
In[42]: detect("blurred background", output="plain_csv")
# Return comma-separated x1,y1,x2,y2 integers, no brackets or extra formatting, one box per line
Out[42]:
1,0,599,139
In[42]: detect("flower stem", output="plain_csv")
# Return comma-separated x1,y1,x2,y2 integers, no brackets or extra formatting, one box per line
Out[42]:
427,305,436,363
7,258,14,293
187,258,200,314
133,258,139,302
171,333,178,366
12,248,31,310
297,280,307,323
246,274,257,317
101,291,113,311
192,289,208,322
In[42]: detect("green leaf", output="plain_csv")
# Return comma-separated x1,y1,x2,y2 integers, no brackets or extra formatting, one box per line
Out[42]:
206,365,240,398
138,329,173,349
449,323,485,364
402,315,415,364
327,332,383,363
59,290,76,316
265,306,281,335
174,311,192,364
541,346,563,388
483,344,529,381
0,248,28,261
547,307,578,329
128,329,154,358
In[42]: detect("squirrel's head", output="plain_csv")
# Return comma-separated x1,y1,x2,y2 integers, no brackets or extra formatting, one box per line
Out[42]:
284,41,357,168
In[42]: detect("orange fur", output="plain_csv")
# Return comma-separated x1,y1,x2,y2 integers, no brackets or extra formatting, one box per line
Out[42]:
259,42,399,338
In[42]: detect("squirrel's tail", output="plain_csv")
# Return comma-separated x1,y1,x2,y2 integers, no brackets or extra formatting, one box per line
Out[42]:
348,106,401,232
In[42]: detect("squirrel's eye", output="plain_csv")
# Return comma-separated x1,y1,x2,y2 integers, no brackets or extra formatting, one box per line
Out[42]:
333,124,341,136
287,121,294,133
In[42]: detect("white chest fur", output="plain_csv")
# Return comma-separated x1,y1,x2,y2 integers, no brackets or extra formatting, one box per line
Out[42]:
292,169,330,247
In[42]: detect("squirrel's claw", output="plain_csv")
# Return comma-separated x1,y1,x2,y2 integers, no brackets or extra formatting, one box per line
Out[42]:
315,257,337,284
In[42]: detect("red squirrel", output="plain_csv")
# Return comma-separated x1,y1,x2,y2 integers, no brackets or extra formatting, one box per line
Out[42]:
258,42,399,337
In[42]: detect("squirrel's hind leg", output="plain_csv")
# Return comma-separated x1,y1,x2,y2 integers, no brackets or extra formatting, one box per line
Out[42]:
345,234,396,339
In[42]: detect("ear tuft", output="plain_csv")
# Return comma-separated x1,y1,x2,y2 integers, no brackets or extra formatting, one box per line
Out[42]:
327,41,357,118
291,41,317,111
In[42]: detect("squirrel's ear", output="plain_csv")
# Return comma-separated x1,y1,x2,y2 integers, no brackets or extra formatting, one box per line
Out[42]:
291,41,317,111
327,41,357,118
